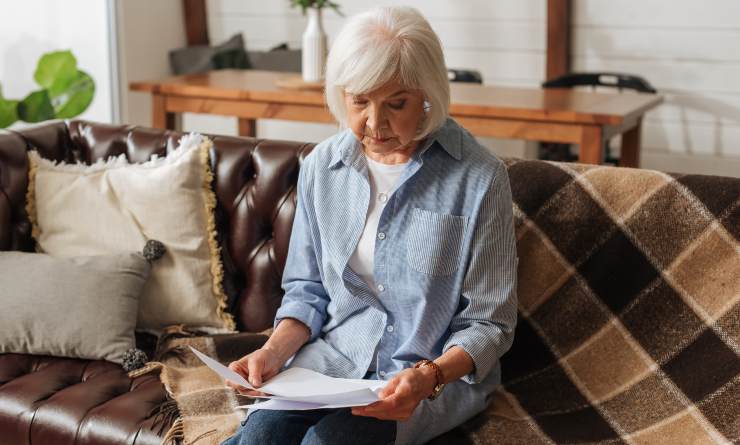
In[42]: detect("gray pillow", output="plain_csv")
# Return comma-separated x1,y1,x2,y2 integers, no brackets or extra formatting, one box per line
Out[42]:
0,251,151,364
247,48,301,72
169,33,251,75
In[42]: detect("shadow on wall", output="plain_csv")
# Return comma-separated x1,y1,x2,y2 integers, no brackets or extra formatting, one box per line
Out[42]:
671,94,740,157
577,24,740,176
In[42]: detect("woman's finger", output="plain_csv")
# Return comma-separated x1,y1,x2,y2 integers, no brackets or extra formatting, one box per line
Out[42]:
262,367,279,382
360,393,403,413
378,376,400,398
228,360,249,379
352,394,410,420
236,387,270,397
247,357,264,387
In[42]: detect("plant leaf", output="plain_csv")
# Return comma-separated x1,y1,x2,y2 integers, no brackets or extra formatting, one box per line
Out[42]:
327,1,343,16
17,90,55,123
290,0,312,15
0,85,19,128
52,70,95,119
34,50,79,98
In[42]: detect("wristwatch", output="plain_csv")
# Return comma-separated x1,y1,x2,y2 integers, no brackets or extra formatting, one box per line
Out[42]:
414,359,445,400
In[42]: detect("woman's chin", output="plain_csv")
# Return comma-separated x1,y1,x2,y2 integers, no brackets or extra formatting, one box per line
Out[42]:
364,138,404,152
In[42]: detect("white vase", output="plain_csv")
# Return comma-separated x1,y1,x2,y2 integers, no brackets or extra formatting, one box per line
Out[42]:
301,8,327,83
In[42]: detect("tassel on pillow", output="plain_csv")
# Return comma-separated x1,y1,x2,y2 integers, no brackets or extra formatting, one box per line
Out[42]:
124,239,167,372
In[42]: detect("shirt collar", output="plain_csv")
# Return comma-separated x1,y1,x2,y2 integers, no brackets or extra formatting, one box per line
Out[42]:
327,118,462,170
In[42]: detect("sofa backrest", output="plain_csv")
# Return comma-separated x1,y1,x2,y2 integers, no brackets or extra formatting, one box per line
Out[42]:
2,120,739,443
2,120,738,376
0,120,314,332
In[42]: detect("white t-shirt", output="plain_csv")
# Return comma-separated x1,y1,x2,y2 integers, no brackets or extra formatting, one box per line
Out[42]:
348,155,409,289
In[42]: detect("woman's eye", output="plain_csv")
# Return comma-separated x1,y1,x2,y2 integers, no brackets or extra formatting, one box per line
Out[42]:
352,100,367,106
388,101,406,110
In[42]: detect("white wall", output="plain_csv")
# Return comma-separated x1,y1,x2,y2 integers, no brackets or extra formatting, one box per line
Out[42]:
117,0,187,127
0,0,115,128
197,0,543,156
573,0,740,176
123,0,740,177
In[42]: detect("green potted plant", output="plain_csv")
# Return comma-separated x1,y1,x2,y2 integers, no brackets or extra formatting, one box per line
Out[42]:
289,0,342,15
0,50,95,128
289,1,343,83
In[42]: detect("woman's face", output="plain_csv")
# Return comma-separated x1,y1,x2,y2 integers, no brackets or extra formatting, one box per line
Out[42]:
344,80,426,156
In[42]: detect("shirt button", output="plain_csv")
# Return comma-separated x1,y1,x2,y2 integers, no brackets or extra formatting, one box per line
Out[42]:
377,232,386,240
377,284,385,292
378,193,388,203
386,325,394,333
379,370,387,377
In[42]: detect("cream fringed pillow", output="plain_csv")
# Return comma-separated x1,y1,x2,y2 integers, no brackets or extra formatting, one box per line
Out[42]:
26,134,235,333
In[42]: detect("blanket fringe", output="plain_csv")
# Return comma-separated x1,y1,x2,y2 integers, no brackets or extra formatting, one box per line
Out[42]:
160,417,184,445
149,398,182,436
191,429,218,444
156,324,208,350
151,324,214,364
127,362,164,379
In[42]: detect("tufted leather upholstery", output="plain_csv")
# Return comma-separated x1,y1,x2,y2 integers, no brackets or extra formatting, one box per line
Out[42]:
0,355,168,445
0,120,315,444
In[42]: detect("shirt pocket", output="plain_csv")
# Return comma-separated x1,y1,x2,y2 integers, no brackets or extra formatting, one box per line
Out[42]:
406,207,468,276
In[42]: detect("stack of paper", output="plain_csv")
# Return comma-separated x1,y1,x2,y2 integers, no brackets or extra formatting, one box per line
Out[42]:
190,346,387,412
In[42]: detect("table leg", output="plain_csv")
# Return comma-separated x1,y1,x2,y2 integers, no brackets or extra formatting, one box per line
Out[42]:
578,126,603,164
152,94,176,130
619,119,642,168
238,118,257,137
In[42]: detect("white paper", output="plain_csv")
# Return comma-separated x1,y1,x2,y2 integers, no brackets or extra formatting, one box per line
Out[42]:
189,346,254,389
188,346,387,412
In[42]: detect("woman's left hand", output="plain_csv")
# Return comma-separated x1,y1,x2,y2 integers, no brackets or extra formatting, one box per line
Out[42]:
351,367,437,421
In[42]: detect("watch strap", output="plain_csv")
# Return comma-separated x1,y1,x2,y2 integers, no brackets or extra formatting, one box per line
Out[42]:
414,359,444,400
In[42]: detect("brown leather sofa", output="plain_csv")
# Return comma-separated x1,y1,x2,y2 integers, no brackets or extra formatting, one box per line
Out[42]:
0,119,311,444
2,120,737,445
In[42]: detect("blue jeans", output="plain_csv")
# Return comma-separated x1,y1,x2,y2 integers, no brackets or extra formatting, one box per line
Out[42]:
221,408,397,445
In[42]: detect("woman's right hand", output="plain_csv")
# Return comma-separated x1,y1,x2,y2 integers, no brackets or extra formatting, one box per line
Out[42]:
225,318,311,395
227,346,283,392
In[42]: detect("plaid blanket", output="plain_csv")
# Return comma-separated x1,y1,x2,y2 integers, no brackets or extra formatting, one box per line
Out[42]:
140,160,739,445
130,329,269,445
459,160,740,444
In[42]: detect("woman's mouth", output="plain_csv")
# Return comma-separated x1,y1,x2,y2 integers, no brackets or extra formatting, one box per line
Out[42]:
368,136,391,144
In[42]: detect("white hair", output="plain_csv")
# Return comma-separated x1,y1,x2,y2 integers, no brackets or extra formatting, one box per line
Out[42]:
325,6,450,140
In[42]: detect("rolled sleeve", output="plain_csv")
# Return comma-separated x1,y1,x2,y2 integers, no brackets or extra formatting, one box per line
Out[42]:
443,162,518,384
275,156,330,342
274,300,325,342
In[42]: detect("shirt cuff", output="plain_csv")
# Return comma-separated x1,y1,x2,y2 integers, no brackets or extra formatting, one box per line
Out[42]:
274,301,324,342
443,328,509,384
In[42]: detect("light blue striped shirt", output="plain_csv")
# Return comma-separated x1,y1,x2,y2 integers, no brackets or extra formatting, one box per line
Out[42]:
275,117,518,442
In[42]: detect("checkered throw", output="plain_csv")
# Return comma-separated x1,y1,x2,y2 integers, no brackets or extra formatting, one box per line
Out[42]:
458,160,740,444
129,329,270,445
139,160,738,445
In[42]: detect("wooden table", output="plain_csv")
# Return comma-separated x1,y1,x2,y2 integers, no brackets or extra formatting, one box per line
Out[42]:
130,70,662,167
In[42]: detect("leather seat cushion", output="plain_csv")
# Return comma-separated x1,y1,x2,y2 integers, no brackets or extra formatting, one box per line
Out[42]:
0,353,169,445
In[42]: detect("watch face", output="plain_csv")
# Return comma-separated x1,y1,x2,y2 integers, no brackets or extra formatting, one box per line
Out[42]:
430,383,445,400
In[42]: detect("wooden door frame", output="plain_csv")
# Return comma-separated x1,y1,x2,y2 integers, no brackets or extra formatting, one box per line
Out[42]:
546,0,571,81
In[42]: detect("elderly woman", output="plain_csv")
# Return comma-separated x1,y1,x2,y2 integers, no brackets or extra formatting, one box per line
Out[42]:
222,6,517,445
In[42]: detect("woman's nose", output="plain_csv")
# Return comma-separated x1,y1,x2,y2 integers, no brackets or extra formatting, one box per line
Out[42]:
366,105,386,131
